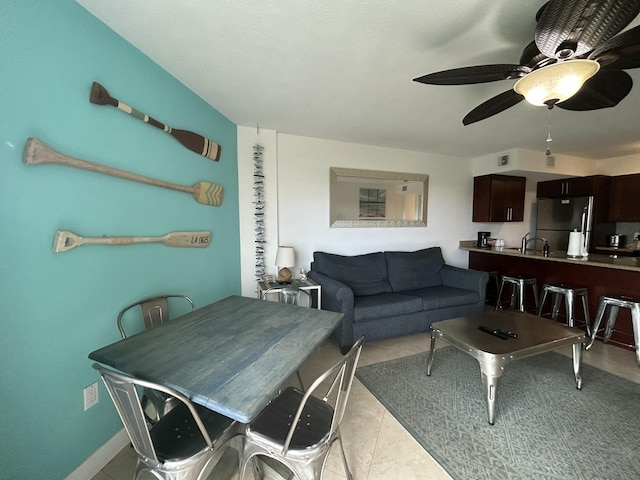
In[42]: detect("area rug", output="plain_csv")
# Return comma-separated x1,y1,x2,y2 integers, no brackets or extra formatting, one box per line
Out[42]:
356,347,640,480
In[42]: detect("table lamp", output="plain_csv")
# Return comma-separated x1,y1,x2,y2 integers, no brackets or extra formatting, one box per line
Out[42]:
275,246,295,282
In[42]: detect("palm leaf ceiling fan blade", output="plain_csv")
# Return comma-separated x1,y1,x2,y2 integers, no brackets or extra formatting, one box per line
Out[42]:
462,90,525,125
589,24,640,70
535,0,640,59
413,64,530,85
557,70,633,110
413,1,640,124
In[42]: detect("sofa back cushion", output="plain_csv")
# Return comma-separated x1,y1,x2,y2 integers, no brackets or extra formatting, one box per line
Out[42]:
312,251,391,296
385,247,444,292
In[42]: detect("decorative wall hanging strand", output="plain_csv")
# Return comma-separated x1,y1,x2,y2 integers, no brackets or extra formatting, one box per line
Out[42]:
53,230,211,252
253,144,265,280
24,138,223,207
90,82,221,161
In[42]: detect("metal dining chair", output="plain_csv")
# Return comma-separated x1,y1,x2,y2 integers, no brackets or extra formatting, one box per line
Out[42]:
94,363,240,480
279,285,312,308
238,336,365,480
117,294,196,422
117,294,196,339
260,284,312,308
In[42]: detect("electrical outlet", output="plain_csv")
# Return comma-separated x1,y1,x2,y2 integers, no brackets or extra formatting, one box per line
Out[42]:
84,382,99,410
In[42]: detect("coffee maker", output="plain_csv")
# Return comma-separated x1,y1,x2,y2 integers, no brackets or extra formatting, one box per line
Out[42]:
477,231,491,248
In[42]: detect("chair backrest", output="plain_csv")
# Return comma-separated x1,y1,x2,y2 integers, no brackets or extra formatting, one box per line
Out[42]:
279,285,312,308
93,363,212,463
282,336,364,453
117,294,195,338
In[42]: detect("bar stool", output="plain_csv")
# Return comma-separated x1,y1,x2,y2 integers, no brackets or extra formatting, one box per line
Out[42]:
495,275,539,313
537,283,591,335
586,295,640,366
485,271,500,307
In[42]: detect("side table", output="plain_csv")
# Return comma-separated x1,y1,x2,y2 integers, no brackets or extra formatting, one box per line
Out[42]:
257,278,322,310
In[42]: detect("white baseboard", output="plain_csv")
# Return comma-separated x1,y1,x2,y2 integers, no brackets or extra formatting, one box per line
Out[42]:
65,429,129,480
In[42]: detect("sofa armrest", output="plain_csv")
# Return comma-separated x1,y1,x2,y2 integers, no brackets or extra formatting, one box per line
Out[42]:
440,265,489,311
307,270,355,346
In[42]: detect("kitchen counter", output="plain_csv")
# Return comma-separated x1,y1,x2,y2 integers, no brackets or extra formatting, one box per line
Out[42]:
460,240,640,350
593,246,640,257
459,240,640,273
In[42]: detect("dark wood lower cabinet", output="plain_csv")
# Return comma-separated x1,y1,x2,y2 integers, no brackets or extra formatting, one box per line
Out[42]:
469,251,638,351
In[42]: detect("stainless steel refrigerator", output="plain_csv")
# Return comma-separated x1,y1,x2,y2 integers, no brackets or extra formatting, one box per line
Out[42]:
536,196,594,253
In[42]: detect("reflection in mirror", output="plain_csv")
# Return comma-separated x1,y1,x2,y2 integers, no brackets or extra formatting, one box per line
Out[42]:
330,167,429,228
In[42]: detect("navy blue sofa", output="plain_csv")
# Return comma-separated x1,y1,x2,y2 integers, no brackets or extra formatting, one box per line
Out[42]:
307,247,488,351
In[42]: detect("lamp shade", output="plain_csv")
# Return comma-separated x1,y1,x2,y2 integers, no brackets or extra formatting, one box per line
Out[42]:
513,59,600,107
275,246,295,268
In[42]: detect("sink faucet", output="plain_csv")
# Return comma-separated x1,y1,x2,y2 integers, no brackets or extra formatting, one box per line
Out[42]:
521,232,547,254
521,232,530,254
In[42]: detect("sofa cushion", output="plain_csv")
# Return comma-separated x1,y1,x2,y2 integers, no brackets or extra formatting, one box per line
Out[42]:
312,252,391,296
352,293,423,323
404,285,479,310
385,247,444,292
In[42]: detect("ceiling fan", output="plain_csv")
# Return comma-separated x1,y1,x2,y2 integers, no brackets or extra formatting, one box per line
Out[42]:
413,0,640,125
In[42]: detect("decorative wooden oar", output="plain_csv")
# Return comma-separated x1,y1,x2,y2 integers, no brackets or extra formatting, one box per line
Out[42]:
24,138,223,207
90,81,221,161
53,230,211,252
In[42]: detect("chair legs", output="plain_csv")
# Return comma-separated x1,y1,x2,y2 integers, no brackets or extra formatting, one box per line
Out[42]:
239,431,353,480
587,295,640,366
495,276,538,313
296,370,305,391
537,284,591,335
335,428,353,480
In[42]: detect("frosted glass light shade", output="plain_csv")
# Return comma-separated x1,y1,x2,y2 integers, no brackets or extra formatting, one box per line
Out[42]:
513,60,600,106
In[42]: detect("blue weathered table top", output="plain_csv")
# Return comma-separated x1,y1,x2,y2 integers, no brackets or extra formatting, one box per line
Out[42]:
89,295,343,423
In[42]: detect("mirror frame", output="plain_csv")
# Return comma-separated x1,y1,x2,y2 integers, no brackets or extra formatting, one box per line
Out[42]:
330,167,429,228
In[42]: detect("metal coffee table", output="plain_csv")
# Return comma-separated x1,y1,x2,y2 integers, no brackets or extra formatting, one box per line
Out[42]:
427,310,586,424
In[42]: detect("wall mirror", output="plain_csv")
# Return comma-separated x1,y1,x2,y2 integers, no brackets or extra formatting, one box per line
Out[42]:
330,167,429,228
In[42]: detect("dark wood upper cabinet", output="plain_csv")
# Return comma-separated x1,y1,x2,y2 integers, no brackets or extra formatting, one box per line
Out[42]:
473,174,526,222
609,174,640,222
537,175,611,223
536,175,610,198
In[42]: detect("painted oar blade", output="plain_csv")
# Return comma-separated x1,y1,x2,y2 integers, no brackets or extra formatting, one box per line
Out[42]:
193,182,224,206
162,231,212,248
89,82,117,107
171,129,221,161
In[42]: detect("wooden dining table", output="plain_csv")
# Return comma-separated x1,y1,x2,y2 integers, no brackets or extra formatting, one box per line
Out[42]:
89,295,343,423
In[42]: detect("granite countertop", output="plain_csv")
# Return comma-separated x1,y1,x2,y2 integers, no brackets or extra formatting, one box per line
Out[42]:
459,240,640,273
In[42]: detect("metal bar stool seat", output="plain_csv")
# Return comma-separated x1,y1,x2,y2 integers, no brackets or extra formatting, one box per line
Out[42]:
537,283,591,335
495,275,539,313
586,295,640,366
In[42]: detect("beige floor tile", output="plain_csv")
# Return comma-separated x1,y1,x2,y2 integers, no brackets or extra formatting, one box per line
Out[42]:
366,411,452,480
323,379,386,478
358,333,430,367
89,472,114,480
101,444,137,479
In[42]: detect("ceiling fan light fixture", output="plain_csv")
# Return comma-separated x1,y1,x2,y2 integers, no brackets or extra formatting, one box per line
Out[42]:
513,59,600,107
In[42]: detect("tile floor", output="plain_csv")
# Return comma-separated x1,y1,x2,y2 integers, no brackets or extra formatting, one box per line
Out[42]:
91,331,640,480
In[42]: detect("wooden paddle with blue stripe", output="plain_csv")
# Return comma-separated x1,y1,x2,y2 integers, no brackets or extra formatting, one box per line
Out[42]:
90,82,221,161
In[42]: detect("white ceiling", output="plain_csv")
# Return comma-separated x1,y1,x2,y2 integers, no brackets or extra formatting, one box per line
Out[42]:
76,0,640,160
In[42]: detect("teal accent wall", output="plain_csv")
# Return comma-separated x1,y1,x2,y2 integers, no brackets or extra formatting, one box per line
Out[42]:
0,1,240,478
